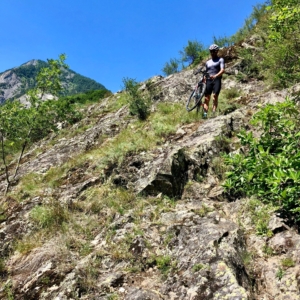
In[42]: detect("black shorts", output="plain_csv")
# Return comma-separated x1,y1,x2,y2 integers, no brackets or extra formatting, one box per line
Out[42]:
205,77,222,96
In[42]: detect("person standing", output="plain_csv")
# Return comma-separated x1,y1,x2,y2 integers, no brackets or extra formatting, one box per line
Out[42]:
203,44,225,118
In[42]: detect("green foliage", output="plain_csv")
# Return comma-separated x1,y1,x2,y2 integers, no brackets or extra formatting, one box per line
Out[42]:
122,77,150,120
263,0,300,87
0,257,6,275
162,40,207,74
4,59,108,99
63,72,107,95
223,99,300,222
237,48,261,79
0,54,82,194
276,267,285,280
222,87,241,100
281,257,295,268
241,250,254,267
155,255,172,275
12,60,48,98
59,89,112,105
192,263,205,272
3,281,14,300
268,0,300,40
162,58,179,76
193,205,213,217
180,40,205,65
262,244,274,256
211,156,228,180
30,200,69,230
213,35,235,47
180,40,207,67
246,198,276,236
262,40,300,87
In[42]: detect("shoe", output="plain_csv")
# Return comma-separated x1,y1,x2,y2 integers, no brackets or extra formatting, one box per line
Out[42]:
203,112,207,119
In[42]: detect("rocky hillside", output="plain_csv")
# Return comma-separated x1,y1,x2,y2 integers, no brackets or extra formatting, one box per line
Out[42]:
0,59,108,103
0,40,300,300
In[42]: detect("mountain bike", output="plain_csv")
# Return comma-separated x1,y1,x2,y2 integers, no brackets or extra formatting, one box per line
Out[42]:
186,68,210,113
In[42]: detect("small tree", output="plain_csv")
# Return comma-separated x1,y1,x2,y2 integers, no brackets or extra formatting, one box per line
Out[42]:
0,54,80,194
122,77,150,120
162,58,179,76
179,40,205,65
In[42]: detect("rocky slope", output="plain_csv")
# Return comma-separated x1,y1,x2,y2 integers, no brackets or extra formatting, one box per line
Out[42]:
0,46,300,300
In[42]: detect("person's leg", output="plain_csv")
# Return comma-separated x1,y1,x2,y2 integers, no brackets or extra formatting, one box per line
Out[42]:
204,79,213,114
212,93,218,112
204,94,210,113
212,78,221,113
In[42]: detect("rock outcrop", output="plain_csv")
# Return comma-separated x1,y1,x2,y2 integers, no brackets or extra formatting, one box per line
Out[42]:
0,55,300,300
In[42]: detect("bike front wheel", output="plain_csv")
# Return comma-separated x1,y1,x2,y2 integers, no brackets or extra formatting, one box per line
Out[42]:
186,82,206,112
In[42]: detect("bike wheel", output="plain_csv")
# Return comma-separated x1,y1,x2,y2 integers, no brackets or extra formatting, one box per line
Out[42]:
186,82,206,112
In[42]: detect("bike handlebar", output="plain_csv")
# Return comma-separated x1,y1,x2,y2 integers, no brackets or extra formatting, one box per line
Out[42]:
194,68,210,79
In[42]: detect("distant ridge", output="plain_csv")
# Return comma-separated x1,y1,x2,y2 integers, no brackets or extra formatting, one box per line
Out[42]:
0,59,108,103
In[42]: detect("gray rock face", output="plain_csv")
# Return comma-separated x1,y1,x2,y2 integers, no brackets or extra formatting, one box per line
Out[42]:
0,70,22,103
1,54,300,300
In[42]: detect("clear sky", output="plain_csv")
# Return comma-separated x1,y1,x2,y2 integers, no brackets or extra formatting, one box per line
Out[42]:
1,0,263,93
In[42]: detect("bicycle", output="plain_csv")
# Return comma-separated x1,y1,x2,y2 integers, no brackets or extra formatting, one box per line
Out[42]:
186,68,210,114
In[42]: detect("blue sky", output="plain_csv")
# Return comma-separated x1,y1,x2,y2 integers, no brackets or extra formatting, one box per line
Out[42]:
1,0,263,93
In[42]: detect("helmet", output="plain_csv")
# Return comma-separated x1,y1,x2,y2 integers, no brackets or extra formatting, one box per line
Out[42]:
209,44,219,51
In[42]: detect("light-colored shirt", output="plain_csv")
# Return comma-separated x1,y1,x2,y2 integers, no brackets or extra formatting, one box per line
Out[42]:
205,57,225,77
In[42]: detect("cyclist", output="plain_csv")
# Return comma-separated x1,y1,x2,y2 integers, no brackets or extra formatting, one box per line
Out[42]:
203,44,225,118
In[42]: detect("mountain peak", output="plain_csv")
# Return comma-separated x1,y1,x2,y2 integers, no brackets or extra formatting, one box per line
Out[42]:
0,60,108,103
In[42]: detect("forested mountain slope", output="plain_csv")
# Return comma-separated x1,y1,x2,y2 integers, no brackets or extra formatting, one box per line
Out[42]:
0,59,108,103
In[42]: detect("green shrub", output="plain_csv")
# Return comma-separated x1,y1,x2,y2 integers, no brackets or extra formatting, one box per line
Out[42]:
281,257,295,268
59,89,112,105
192,263,205,272
276,267,285,280
162,58,179,76
237,48,261,79
179,40,206,66
246,198,276,237
262,0,300,87
223,99,300,222
262,40,300,88
223,87,241,100
122,77,150,120
30,200,69,230
156,255,172,275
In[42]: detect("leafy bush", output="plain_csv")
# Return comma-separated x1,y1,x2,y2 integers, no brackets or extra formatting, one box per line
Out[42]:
237,48,261,79
59,89,112,105
263,0,300,87
281,257,295,268
122,77,150,120
223,99,300,222
30,200,69,230
161,40,207,74
212,35,235,48
0,55,82,194
179,40,206,65
162,58,179,76
262,39,300,88
223,87,241,100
